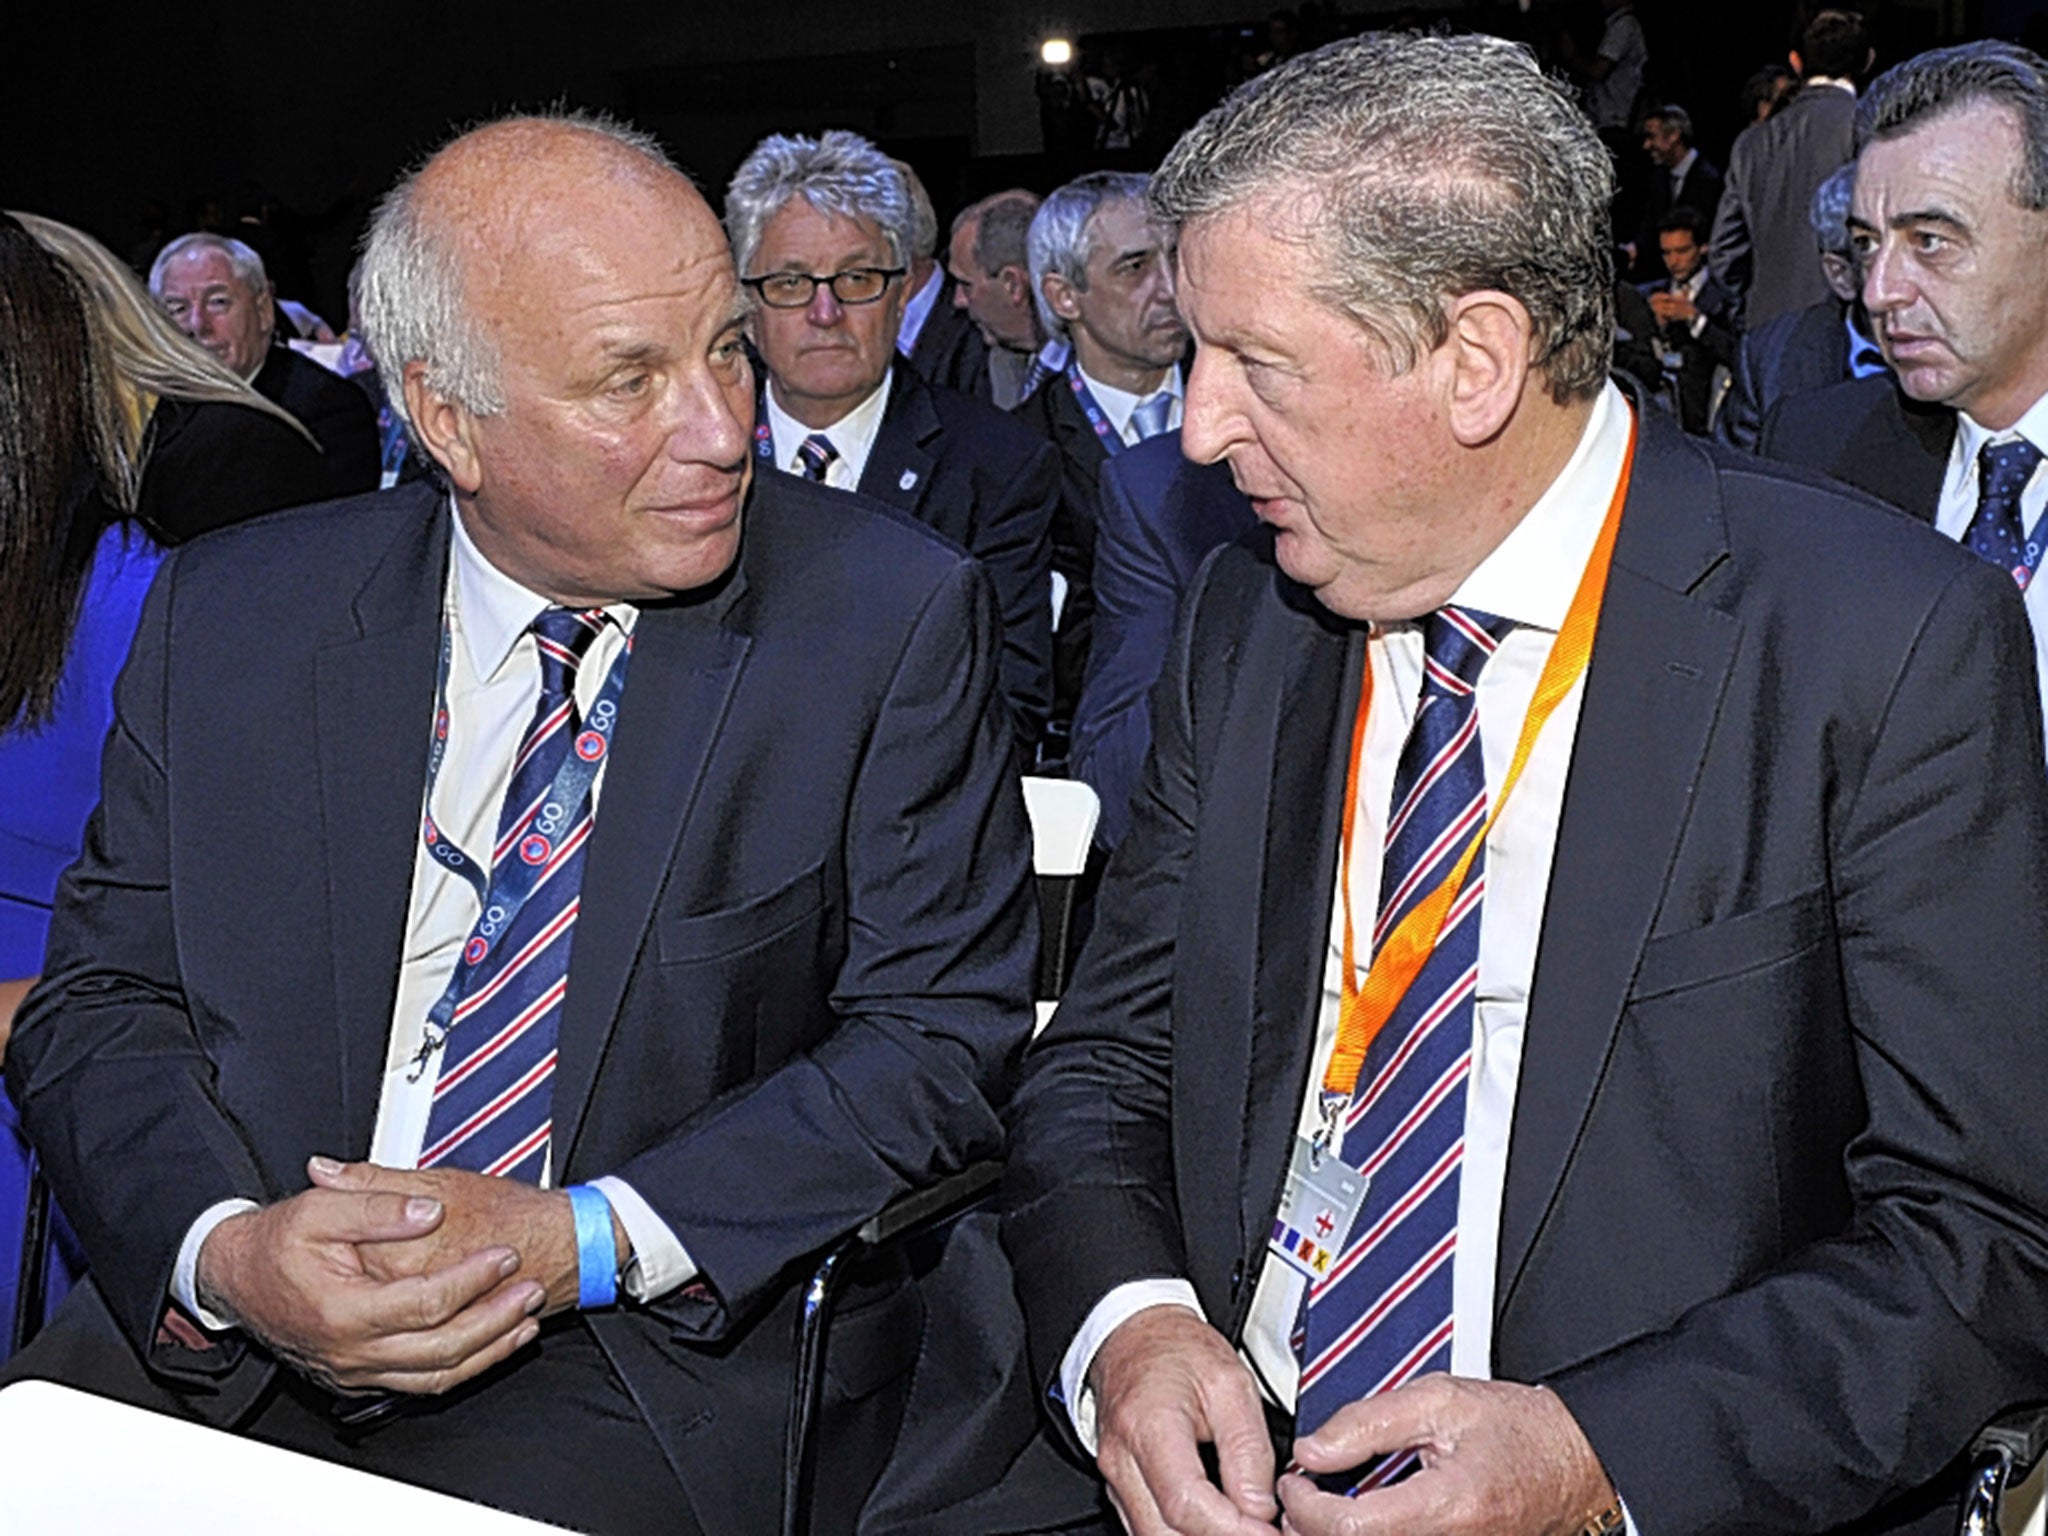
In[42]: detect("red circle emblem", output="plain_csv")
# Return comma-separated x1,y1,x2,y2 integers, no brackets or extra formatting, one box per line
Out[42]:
435,708,450,740
423,816,437,841
520,833,552,865
464,936,489,965
576,730,606,762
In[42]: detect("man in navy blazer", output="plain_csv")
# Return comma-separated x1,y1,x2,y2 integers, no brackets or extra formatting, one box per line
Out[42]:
6,115,1051,1536
728,128,1059,761
1005,34,2048,1536
1069,430,1253,851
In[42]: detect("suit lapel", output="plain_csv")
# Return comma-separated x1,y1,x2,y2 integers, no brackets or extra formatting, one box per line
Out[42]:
860,371,940,516
550,566,752,1173
314,493,446,1156
1494,425,1741,1320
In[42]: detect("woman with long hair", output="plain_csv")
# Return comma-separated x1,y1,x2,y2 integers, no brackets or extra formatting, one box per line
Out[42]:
0,211,311,1354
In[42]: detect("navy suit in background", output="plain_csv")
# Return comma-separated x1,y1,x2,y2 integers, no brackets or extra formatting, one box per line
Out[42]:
1069,431,1254,850
1715,297,1857,450
858,368,1060,759
1757,372,1953,517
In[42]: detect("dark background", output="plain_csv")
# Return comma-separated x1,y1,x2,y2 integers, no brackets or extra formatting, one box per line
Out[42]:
5,0,2030,324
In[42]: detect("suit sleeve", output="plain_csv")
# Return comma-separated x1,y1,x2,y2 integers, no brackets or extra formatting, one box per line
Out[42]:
7,554,274,1398
1070,453,1182,852
1003,549,1224,1398
1714,331,1767,451
613,557,1039,1339
1552,557,2048,1533
975,435,1059,759
1706,155,1752,301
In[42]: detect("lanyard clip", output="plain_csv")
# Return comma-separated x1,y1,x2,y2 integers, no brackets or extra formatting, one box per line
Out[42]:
1310,1092,1347,1168
405,1026,447,1084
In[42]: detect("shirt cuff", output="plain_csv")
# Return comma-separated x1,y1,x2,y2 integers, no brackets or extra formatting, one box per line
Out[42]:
173,1198,261,1332
589,1175,696,1302
1058,1278,1207,1454
1622,1494,1640,1536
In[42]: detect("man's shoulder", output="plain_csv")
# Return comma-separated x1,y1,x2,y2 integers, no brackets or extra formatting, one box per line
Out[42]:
916,374,1060,471
260,347,373,416
745,469,979,594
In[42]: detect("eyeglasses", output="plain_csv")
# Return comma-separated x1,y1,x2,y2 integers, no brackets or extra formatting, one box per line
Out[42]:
742,267,905,309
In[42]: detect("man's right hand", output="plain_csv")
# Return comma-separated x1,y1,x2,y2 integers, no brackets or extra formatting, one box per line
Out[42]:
1088,1305,1279,1536
195,1184,546,1397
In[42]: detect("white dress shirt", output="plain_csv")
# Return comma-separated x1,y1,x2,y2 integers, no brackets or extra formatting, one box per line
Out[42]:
1075,361,1184,446
895,265,945,359
173,506,696,1326
1935,391,2048,755
1059,383,1632,1449
764,368,893,492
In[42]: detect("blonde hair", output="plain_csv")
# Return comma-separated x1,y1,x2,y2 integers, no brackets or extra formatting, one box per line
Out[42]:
12,212,313,506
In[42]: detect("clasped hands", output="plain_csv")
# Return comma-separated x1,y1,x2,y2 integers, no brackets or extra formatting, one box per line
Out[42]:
1088,1306,1617,1536
194,1157,608,1398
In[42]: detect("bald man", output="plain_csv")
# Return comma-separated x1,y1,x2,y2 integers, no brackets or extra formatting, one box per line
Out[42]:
5,114,1042,1536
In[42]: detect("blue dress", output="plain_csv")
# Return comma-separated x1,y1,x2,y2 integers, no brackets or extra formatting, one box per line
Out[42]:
1,522,163,1355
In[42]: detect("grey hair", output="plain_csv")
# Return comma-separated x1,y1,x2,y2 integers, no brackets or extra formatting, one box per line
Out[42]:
724,130,914,278
1151,31,1615,404
895,159,939,260
357,109,676,435
970,191,1038,279
1643,103,1694,144
1027,172,1152,342
147,231,269,298
1858,41,2048,211
1808,164,1857,254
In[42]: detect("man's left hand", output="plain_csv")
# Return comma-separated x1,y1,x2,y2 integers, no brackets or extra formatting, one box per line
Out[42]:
1279,1376,1617,1536
1647,290,1698,325
307,1159,585,1315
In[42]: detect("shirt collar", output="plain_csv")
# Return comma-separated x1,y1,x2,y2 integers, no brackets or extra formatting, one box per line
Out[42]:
895,266,945,357
1446,381,1631,635
1076,361,1184,439
447,502,635,682
1671,147,1698,181
764,367,894,487
1956,390,2048,469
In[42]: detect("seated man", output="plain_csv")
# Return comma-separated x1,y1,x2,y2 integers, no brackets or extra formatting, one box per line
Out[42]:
147,232,378,537
8,112,1041,1536
727,129,1059,760
1638,205,1738,433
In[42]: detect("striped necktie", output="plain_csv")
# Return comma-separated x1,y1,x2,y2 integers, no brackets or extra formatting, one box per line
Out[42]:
418,606,610,1180
797,432,839,484
1296,605,1512,1489
1965,437,2045,590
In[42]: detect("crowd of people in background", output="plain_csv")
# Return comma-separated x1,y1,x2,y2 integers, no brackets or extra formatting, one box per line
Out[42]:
6,7,2048,1533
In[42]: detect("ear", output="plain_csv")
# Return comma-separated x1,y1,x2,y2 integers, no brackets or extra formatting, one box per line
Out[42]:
1001,265,1030,306
1041,270,1083,324
404,361,484,495
1819,250,1859,305
256,281,278,346
1439,291,1535,447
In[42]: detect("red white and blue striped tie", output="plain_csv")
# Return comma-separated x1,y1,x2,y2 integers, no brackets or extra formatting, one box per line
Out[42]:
1295,605,1511,1488
419,606,609,1182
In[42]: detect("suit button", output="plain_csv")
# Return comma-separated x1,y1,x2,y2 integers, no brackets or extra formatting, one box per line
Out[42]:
1229,1260,1245,1295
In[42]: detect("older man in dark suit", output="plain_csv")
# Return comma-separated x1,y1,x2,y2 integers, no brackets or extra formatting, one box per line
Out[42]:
1005,32,2048,1536
7,112,1053,1536
727,128,1060,761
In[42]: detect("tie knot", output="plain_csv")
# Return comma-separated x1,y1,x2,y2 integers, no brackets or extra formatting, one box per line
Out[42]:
797,433,839,483
1980,437,2044,500
1131,391,1174,442
530,607,604,698
1420,606,1512,700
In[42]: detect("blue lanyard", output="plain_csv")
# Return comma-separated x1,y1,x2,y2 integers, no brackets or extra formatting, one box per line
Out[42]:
752,412,776,464
1066,366,1127,458
407,616,633,1080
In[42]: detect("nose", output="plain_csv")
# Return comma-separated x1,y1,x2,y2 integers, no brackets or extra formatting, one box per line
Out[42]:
1861,238,1908,319
1178,345,1235,466
806,281,845,327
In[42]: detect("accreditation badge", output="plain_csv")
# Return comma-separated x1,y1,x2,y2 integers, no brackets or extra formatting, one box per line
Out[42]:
1268,1134,1368,1283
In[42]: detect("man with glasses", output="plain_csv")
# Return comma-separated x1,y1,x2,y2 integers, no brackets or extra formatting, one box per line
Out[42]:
727,130,1060,760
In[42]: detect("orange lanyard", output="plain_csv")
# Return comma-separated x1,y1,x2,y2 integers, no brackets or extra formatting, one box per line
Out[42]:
1323,410,1637,1125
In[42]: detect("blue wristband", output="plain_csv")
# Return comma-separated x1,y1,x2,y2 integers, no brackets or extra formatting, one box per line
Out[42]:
567,1185,618,1310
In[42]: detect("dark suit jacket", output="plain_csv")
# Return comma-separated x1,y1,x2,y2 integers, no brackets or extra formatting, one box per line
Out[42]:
1629,154,1725,282
1637,271,1740,434
1005,414,2048,1535
1014,375,1113,743
1715,297,1855,450
855,369,1059,757
138,347,381,543
1709,84,1858,328
1757,373,1954,518
8,474,1044,1536
903,296,994,405
1069,431,1254,851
